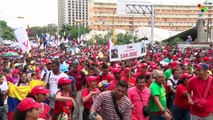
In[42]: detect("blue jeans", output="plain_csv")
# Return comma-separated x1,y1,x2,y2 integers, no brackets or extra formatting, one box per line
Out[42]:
173,105,190,120
149,112,166,120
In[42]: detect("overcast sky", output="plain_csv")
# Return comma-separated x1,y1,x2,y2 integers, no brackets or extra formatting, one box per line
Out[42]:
0,0,206,28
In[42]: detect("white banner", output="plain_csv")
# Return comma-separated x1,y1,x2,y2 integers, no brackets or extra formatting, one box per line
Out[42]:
14,28,31,52
109,41,146,62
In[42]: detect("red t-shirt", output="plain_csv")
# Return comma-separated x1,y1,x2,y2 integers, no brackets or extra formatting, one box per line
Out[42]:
174,84,190,109
134,72,147,78
68,70,85,91
40,103,51,119
82,88,100,109
97,73,114,82
186,76,213,117
53,91,73,115
122,77,136,87
108,79,118,90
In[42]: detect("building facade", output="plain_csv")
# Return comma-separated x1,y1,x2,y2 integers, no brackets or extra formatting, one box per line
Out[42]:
88,0,213,31
58,0,89,30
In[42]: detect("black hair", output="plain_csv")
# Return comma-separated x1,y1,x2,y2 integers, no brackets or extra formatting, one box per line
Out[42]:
22,65,29,73
13,108,33,120
116,81,128,90
136,76,145,83
52,60,60,67
17,72,30,87
145,74,151,83
172,68,179,74
102,63,109,69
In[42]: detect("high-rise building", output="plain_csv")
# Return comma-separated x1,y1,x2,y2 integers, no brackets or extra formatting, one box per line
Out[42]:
88,0,213,31
58,0,89,30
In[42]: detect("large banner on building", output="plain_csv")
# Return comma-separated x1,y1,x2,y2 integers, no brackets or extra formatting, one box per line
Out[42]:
14,28,31,53
109,41,146,62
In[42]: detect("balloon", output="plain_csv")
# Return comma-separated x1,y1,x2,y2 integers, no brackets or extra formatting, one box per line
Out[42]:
201,9,204,12
204,7,208,12
198,4,201,7
199,6,203,10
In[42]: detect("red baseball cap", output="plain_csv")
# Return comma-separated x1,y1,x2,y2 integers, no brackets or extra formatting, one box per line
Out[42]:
196,63,209,70
141,63,148,68
112,68,121,74
12,69,20,75
151,65,159,70
17,98,42,112
31,86,50,96
180,73,192,80
35,67,41,72
58,77,72,85
86,76,97,84
170,61,179,69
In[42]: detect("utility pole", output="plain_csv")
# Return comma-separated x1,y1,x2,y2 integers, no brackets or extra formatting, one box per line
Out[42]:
112,9,116,44
132,15,134,43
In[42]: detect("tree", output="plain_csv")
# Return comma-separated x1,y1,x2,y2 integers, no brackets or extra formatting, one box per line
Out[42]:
29,25,57,38
0,20,15,40
59,24,90,38
170,37,184,47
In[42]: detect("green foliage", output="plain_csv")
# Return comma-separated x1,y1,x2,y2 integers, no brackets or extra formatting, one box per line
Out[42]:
59,24,90,38
0,20,15,40
29,25,57,38
170,37,184,47
116,32,137,45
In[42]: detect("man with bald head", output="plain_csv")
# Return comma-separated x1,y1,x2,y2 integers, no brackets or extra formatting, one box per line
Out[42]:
149,70,172,120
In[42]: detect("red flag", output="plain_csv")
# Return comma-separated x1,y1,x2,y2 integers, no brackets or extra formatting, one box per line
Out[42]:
107,39,113,50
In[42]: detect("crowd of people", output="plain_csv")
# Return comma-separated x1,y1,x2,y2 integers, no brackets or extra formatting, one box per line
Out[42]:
0,40,213,120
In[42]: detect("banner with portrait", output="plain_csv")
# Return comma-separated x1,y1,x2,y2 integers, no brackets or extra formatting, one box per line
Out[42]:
109,41,146,62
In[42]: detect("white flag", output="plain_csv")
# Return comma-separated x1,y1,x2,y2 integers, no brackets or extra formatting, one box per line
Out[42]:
14,28,31,53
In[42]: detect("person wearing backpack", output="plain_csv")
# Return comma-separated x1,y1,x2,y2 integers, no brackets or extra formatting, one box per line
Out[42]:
167,68,180,112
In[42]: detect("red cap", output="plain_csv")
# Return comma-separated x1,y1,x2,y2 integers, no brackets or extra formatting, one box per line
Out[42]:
12,69,20,74
180,73,192,80
58,77,72,85
172,55,178,61
141,63,148,68
203,57,211,62
17,98,42,112
44,59,52,64
112,68,121,74
31,86,50,96
86,76,97,84
151,65,159,70
170,61,179,69
149,62,156,66
35,67,41,72
124,67,131,73
113,63,121,68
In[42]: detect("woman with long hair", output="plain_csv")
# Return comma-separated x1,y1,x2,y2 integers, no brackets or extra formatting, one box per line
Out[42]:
13,98,43,120
16,72,30,86
173,73,192,120
53,77,77,120
31,86,51,120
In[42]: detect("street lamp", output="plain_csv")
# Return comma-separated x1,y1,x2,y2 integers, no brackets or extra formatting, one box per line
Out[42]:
75,19,82,41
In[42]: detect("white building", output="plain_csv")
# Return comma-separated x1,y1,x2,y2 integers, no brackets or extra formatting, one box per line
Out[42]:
58,0,89,30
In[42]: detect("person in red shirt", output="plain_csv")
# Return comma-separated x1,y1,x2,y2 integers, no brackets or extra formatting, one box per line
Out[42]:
186,63,213,119
108,68,122,90
53,77,77,120
82,76,100,120
134,63,148,78
174,73,191,120
31,86,51,120
98,63,114,82
145,74,153,88
122,67,136,87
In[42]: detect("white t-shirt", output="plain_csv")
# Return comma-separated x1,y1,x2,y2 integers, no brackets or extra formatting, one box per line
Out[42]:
0,81,8,104
45,71,68,97
167,75,179,87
